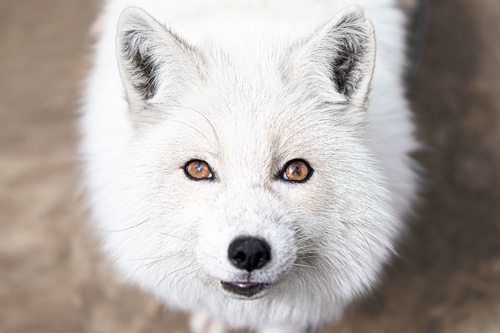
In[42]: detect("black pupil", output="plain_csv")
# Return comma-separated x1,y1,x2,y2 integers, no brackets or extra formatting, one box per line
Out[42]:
196,162,203,173
294,164,300,175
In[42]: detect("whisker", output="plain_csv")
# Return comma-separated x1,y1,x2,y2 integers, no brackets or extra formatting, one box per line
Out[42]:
125,255,166,261
167,119,213,144
344,204,372,217
344,220,375,275
170,104,221,149
294,234,317,248
96,218,150,233
140,256,170,269
159,232,196,244
290,263,316,269
154,262,196,291
170,267,198,293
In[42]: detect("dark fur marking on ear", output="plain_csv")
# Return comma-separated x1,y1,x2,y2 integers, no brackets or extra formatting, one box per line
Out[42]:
332,48,356,96
330,13,369,98
122,30,160,100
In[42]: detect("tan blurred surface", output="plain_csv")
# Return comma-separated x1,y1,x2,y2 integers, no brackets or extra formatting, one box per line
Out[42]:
1,0,499,332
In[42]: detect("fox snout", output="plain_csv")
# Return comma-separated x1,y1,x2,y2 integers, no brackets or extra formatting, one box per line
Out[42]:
195,188,298,296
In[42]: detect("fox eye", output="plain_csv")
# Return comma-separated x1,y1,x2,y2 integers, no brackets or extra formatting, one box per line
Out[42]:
185,160,213,180
282,160,313,183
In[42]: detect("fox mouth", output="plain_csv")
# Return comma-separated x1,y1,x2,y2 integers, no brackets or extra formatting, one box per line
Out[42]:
221,281,271,298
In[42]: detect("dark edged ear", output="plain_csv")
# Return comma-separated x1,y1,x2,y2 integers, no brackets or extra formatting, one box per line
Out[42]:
292,6,376,106
116,7,199,115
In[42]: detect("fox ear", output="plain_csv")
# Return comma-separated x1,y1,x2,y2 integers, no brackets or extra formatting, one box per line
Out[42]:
294,6,376,105
116,7,197,112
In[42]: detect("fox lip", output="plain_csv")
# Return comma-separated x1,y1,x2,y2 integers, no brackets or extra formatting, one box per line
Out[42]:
221,281,271,298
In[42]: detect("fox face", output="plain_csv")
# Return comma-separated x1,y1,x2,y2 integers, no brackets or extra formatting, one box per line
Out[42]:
82,4,414,330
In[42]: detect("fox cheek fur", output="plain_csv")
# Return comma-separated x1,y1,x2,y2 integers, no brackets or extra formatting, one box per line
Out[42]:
80,1,419,331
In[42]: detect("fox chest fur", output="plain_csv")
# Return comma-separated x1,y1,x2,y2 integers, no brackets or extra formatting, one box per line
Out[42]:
80,0,419,332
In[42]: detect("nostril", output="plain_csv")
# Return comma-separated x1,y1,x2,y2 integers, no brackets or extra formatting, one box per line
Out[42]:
234,251,246,263
228,237,271,272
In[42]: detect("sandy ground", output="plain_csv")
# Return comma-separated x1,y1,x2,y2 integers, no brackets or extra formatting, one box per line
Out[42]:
1,0,500,332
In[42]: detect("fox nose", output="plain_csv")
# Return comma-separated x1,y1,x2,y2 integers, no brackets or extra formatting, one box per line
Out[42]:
228,237,271,272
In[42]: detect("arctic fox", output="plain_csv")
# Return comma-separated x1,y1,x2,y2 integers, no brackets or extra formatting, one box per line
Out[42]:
80,0,419,332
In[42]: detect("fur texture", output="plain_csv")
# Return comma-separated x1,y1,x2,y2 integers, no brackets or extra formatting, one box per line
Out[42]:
80,0,419,332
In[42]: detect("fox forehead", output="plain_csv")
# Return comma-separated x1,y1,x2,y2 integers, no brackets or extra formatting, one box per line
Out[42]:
160,80,342,165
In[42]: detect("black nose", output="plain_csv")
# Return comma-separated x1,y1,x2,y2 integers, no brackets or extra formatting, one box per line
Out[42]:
228,237,271,272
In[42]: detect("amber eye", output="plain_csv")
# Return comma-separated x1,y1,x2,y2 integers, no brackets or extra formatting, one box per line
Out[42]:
282,160,312,182
185,160,213,180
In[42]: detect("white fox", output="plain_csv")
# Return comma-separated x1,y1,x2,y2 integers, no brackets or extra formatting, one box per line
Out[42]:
80,0,420,332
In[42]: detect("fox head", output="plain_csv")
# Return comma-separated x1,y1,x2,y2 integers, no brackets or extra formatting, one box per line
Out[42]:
94,5,399,328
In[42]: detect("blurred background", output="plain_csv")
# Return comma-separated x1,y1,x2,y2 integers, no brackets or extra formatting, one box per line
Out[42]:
1,0,499,332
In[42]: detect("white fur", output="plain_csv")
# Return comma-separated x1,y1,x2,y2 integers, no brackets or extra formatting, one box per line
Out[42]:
80,0,419,332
